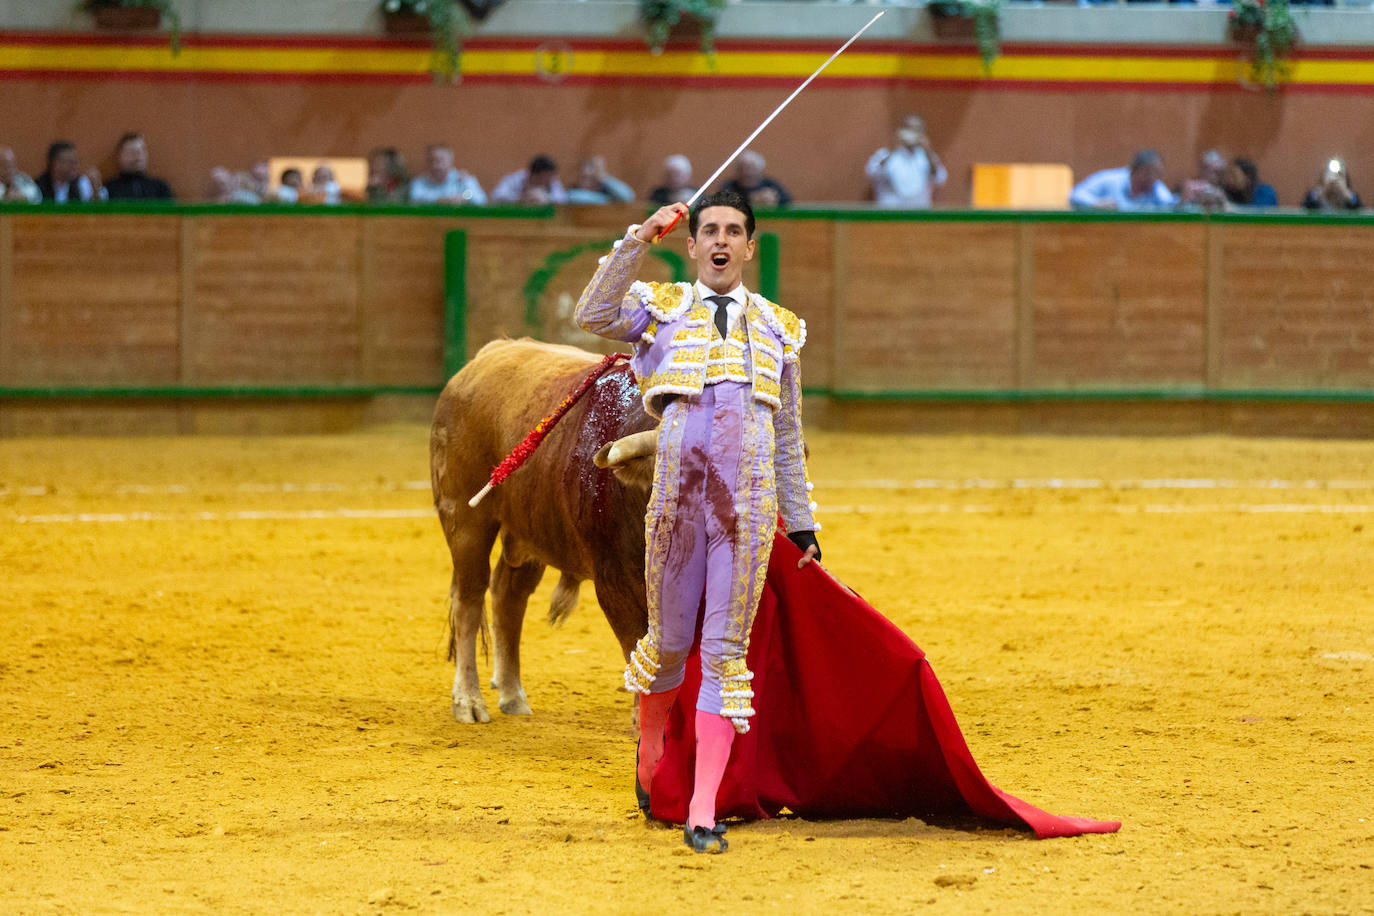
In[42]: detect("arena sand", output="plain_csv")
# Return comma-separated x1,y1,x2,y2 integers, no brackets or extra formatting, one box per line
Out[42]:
2,428,1372,915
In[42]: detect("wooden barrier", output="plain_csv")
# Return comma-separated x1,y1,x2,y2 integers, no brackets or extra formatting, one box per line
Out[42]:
1,204,1373,436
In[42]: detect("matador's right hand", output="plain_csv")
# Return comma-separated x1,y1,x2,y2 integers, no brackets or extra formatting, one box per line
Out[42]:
635,203,689,243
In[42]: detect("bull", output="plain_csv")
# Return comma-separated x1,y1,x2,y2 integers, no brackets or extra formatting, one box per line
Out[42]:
429,338,657,723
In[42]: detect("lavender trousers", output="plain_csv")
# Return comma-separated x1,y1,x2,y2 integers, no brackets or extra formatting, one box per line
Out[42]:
643,380,778,714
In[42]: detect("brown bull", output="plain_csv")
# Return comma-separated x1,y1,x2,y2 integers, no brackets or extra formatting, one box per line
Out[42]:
429,338,657,723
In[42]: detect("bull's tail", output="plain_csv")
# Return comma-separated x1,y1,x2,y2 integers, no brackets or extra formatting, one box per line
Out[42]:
548,572,581,626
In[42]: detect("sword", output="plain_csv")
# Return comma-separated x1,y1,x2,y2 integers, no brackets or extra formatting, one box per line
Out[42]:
654,9,886,242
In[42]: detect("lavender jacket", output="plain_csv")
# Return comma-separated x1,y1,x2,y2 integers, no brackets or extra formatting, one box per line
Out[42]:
574,229,817,535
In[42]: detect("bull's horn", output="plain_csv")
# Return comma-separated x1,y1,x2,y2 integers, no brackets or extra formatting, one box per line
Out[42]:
593,429,658,469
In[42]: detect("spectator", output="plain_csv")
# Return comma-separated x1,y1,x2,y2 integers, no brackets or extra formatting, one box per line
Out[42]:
1069,149,1177,211
0,146,42,203
648,154,696,207
249,160,272,200
721,149,792,209
36,140,107,203
1302,158,1361,212
1221,157,1278,207
1179,149,1227,210
366,147,410,204
206,166,261,204
274,168,303,203
409,144,486,205
304,164,342,205
566,155,634,205
866,114,946,208
103,132,174,200
491,154,569,205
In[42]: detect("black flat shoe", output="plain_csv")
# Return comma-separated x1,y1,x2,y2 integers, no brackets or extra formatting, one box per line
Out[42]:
634,774,651,816
683,823,729,854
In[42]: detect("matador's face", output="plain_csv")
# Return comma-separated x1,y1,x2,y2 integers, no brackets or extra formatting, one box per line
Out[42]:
687,205,756,295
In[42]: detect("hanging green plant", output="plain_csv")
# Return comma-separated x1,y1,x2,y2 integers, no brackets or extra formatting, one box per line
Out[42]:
381,0,470,83
927,0,1001,73
1229,0,1298,91
640,0,727,57
80,0,182,54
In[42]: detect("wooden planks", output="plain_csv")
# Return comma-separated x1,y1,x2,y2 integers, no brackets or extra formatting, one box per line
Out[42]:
3,210,1374,408
185,216,363,385
1026,221,1208,388
831,221,1019,392
1211,223,1374,390
8,214,181,385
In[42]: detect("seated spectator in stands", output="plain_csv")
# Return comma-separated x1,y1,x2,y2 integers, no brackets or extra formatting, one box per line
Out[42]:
366,147,410,204
36,141,107,203
492,155,569,205
0,146,42,203
866,114,947,209
722,149,792,209
410,144,486,205
1221,157,1278,207
206,166,261,204
249,160,272,200
1178,149,1227,210
1069,149,1176,210
104,132,174,201
274,168,303,203
648,154,696,207
303,164,342,205
1302,158,1361,212
566,155,635,205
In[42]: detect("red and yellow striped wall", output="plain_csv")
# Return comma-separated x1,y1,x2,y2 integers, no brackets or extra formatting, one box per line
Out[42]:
4,31,1374,92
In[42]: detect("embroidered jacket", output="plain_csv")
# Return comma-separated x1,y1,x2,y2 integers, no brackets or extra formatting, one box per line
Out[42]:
574,229,817,535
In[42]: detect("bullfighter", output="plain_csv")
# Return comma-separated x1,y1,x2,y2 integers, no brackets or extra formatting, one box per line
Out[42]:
574,191,820,853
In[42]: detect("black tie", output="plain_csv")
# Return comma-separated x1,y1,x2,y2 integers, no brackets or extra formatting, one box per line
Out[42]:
706,295,732,338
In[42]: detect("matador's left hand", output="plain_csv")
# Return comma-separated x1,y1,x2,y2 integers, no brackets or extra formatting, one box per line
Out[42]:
788,531,821,568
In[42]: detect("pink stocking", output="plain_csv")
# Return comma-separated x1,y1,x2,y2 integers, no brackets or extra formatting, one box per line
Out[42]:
687,710,735,830
637,687,679,792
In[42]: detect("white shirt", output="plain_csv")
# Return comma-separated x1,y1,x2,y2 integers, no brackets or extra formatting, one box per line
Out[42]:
1069,167,1177,211
52,175,107,203
409,169,487,205
695,281,745,336
866,146,947,209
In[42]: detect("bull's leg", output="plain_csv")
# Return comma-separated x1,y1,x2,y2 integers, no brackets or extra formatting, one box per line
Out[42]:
447,524,498,724
489,546,544,716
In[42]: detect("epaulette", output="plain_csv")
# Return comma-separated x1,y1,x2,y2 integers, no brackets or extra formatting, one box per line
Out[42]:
630,281,694,323
749,293,806,354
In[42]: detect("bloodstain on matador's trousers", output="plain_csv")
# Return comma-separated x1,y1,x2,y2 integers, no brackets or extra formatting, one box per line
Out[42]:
640,380,778,719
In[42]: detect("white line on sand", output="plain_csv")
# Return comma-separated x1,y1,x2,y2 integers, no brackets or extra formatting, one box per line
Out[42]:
15,504,1374,524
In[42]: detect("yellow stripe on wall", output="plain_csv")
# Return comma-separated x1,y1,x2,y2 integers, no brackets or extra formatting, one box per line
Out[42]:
2,39,1373,89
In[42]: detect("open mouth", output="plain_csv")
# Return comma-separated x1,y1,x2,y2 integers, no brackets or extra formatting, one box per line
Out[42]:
710,252,730,268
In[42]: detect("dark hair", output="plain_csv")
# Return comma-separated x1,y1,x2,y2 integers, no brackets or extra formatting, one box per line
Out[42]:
529,155,557,175
46,140,76,167
281,168,302,182
688,189,755,239
1129,149,1164,173
116,132,143,152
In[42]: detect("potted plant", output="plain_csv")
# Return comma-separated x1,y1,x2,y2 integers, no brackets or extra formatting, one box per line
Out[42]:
1229,0,1298,90
640,0,727,56
81,0,182,53
927,0,1001,72
380,0,469,82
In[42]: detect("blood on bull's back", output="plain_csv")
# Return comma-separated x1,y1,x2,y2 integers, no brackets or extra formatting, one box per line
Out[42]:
429,338,655,724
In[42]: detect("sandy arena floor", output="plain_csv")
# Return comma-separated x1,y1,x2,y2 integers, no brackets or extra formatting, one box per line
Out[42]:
2,427,1372,915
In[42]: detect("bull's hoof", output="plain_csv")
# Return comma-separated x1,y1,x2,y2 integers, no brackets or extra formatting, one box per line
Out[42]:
451,696,492,724
498,692,533,716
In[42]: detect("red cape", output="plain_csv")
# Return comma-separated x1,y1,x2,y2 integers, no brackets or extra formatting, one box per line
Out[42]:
649,532,1122,839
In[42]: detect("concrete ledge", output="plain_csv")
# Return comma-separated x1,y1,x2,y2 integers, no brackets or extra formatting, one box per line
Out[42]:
5,0,1374,47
